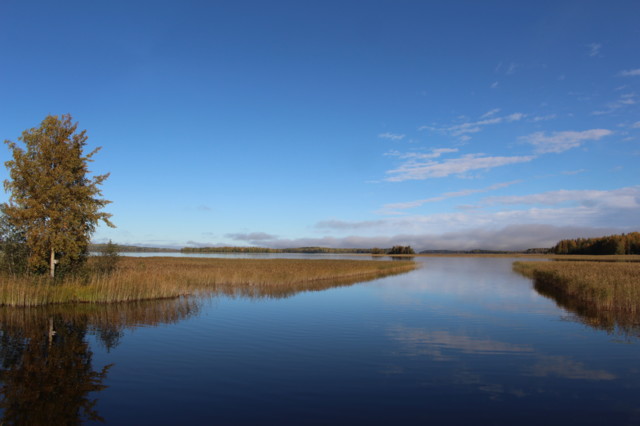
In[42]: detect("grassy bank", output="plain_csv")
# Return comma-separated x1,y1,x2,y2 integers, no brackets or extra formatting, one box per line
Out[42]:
0,257,418,307
513,261,640,312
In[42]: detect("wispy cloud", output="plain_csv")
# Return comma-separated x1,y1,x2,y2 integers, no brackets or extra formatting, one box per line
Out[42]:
619,69,640,77
490,81,499,89
316,186,640,235
484,186,640,209
378,181,521,215
242,186,640,251
632,121,640,129
521,129,612,153
420,112,525,140
384,148,458,160
315,219,387,231
225,232,279,242
378,132,406,141
592,92,637,115
587,42,602,57
385,153,535,182
561,169,586,175
530,114,557,122
480,108,500,119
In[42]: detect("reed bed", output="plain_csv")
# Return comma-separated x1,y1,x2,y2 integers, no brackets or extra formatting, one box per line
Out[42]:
0,257,418,307
513,261,640,313
548,254,640,262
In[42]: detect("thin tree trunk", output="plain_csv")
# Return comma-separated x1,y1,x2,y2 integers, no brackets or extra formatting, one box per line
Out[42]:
50,248,55,278
48,317,56,346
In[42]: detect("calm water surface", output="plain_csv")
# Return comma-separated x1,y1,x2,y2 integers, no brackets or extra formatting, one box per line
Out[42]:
2,256,640,425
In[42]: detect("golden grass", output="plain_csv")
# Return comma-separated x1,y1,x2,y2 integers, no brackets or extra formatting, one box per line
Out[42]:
547,254,640,262
0,257,418,307
513,261,640,312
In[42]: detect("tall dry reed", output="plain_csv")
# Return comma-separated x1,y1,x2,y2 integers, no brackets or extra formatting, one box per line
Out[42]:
0,257,418,307
514,261,640,312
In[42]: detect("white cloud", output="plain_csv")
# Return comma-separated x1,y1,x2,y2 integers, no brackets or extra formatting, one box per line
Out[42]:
314,185,640,235
593,92,637,115
632,121,640,129
490,81,499,89
620,92,636,103
587,42,602,57
378,181,521,215
315,219,387,231
378,132,406,141
384,148,458,160
484,186,640,210
385,153,535,182
530,114,557,122
505,113,525,122
480,108,501,119
521,129,612,153
619,69,640,77
220,187,640,251
451,126,482,137
506,62,517,75
421,112,526,141
225,232,279,241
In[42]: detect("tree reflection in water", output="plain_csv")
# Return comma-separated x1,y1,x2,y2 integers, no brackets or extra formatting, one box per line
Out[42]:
0,297,200,424
0,273,394,424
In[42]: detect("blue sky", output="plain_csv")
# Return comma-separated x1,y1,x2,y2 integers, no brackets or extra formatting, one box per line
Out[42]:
1,1,639,250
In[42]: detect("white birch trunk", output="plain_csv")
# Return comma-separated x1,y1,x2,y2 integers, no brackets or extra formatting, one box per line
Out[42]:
50,248,55,278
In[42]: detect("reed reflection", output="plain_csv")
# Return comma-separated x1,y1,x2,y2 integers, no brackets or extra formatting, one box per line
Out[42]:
0,297,200,424
218,269,409,299
533,281,640,338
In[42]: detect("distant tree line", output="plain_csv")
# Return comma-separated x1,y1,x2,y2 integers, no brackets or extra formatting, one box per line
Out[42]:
552,232,640,255
386,246,415,255
182,246,282,253
181,246,375,254
89,244,177,253
181,246,416,255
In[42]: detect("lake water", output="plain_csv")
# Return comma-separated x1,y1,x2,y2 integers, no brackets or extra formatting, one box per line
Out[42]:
2,256,640,425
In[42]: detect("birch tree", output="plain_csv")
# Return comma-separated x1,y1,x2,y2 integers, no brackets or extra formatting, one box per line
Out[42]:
3,114,114,277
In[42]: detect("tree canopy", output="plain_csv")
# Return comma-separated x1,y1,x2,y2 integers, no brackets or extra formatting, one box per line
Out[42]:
387,245,415,255
552,232,640,255
3,114,114,276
